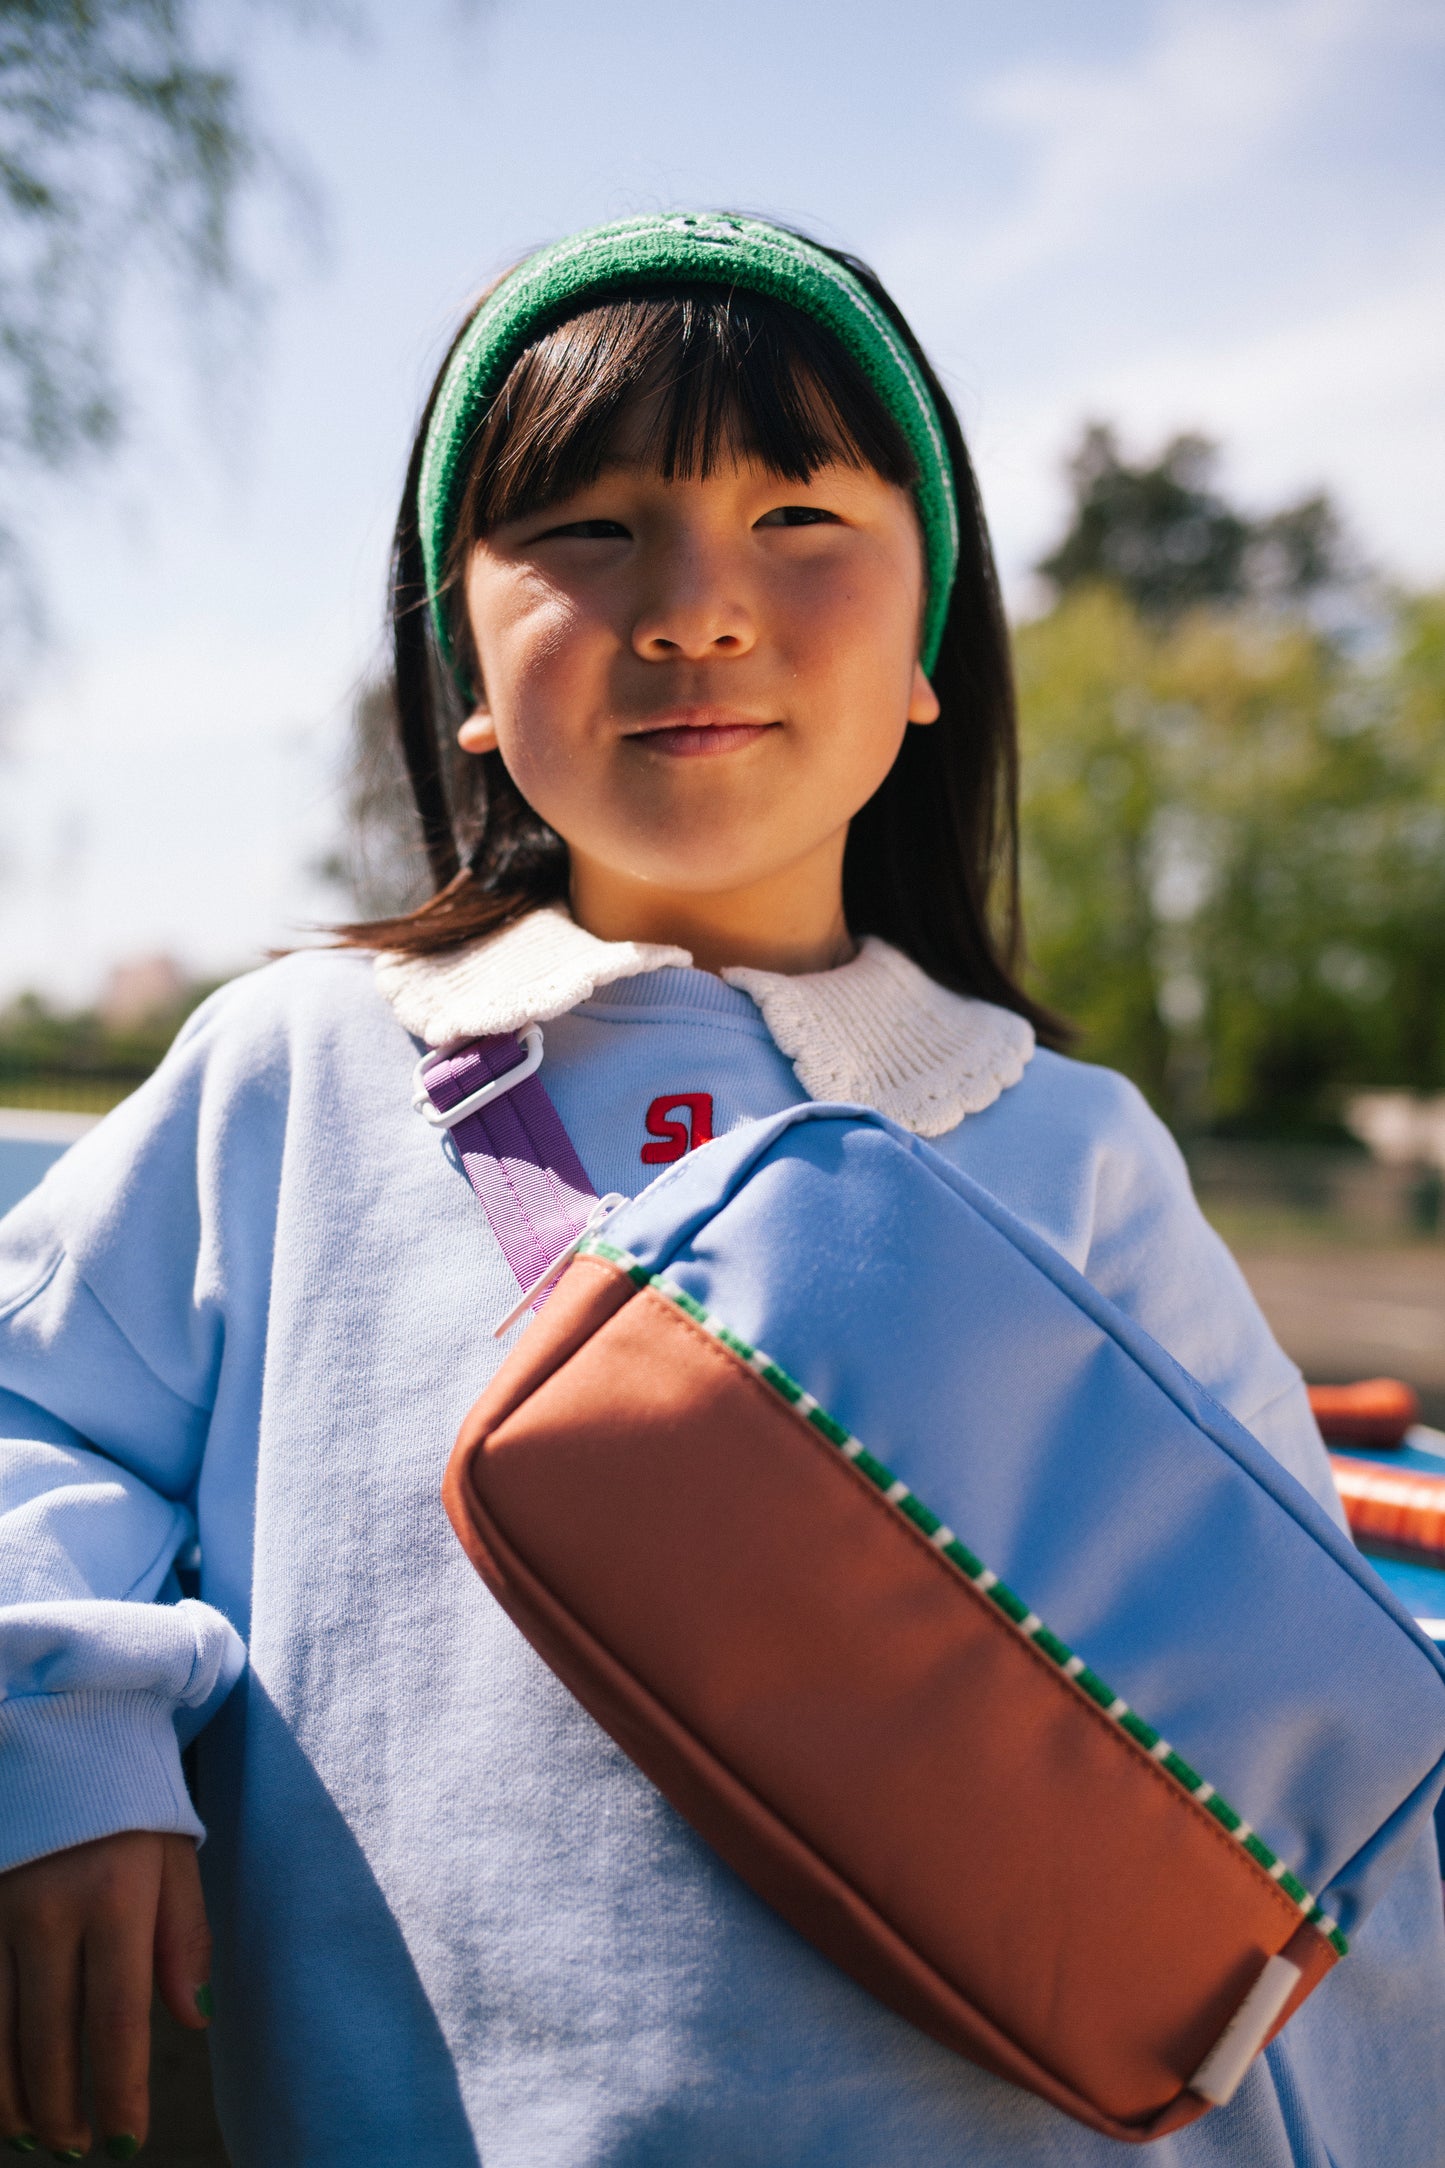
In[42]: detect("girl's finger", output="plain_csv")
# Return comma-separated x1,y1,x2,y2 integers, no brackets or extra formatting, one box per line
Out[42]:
83,1893,154,2160
14,1913,88,2160
152,1837,213,2033
0,1939,39,2155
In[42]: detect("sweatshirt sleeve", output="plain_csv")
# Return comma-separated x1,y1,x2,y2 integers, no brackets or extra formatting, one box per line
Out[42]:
0,990,273,1872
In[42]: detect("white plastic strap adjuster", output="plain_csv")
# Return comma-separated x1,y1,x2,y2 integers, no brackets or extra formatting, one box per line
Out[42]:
493,1192,628,1338
411,1026,544,1130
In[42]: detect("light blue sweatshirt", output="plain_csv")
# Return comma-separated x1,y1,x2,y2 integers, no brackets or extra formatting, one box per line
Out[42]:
1,947,1442,2166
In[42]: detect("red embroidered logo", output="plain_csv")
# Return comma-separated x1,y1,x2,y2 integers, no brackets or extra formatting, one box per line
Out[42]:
641,1093,714,1164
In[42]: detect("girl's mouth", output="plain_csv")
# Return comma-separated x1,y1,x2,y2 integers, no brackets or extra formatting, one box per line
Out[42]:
626,708,779,758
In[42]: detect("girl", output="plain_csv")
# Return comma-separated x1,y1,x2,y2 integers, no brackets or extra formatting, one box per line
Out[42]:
1,212,1441,2167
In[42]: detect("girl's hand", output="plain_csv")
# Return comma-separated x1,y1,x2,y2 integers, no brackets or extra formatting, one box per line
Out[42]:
0,1831,212,2159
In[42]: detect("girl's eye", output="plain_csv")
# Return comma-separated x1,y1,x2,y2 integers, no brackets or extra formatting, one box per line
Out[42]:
535,517,630,541
756,504,841,528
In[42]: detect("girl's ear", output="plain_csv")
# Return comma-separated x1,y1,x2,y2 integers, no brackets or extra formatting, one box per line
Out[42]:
908,660,941,727
457,703,499,755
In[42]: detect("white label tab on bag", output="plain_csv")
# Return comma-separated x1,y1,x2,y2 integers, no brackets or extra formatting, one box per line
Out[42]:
1189,1954,1302,2106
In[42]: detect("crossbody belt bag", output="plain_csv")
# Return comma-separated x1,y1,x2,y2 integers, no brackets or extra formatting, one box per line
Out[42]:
426,1056,1445,2144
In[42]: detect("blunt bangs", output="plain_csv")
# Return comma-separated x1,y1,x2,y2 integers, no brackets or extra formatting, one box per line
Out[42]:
449,286,918,555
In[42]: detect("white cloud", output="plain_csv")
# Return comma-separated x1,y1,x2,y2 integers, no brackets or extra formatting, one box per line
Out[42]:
869,3,1445,598
972,241,1445,599
944,0,1438,289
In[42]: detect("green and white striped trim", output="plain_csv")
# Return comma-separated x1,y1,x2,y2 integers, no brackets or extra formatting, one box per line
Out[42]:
579,1235,1349,1960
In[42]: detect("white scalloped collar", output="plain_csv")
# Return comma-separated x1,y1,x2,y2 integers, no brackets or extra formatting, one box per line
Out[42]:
374,905,1033,1138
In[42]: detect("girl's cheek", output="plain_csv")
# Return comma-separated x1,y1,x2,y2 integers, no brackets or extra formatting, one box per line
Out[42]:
496,650,605,807
488,610,588,736
471,564,592,688
783,560,919,673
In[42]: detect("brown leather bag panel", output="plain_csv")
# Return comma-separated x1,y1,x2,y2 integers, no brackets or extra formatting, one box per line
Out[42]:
460,1255,638,1438
451,1459,1213,2143
445,1265,1336,2136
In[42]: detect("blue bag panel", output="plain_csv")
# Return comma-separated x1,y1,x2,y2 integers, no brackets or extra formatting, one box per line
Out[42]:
605,1105,1445,1938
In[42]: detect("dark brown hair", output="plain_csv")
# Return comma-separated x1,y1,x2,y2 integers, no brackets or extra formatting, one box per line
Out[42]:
337,233,1061,1043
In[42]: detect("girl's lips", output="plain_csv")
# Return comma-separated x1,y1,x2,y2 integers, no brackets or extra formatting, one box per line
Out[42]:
627,715,778,758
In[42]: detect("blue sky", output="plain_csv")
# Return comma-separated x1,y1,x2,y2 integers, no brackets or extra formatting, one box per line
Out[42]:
3,0,1442,1003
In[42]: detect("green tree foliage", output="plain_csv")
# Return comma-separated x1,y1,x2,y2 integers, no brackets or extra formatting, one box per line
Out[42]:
317,672,432,919
2,2,247,458
1020,422,1443,1136
0,976,220,1107
1037,424,1347,620
1017,585,1445,1135
0,0,319,665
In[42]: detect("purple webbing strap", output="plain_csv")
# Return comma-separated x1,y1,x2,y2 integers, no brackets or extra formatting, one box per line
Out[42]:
422,1035,599,1295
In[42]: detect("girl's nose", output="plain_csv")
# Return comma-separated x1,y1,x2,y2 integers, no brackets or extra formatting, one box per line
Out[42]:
630,543,756,662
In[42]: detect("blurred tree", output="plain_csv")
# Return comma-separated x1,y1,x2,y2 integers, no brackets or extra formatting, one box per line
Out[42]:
316,671,432,919
1017,584,1445,1136
1037,424,1349,621
0,971,221,1107
0,0,320,670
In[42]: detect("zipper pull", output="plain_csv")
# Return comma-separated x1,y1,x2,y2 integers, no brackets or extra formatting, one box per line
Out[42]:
492,1193,628,1339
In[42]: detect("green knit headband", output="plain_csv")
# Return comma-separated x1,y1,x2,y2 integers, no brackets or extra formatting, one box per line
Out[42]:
418,211,960,681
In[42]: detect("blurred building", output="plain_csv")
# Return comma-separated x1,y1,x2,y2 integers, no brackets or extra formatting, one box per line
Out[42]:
98,954,189,1030
1348,1094,1445,1177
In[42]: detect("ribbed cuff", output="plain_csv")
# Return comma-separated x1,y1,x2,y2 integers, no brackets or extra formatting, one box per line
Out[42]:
0,1687,205,1872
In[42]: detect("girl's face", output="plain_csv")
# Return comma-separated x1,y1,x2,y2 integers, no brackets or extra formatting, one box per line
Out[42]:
460,399,939,969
